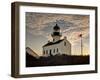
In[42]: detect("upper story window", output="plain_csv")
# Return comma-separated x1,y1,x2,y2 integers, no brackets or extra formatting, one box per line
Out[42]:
53,39,55,42
64,42,66,46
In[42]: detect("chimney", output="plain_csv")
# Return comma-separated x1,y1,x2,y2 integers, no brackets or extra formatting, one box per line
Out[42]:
64,36,67,40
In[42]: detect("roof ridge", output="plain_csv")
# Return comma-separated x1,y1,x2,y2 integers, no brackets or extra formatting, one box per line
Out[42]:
43,39,64,47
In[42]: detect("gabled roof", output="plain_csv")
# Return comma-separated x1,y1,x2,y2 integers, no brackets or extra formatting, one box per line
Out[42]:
26,47,39,59
43,39,64,47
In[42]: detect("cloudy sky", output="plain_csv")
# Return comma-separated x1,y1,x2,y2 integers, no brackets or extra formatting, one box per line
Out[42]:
26,12,89,56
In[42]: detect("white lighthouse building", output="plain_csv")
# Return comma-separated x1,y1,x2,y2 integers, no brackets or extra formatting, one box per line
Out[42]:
42,24,71,57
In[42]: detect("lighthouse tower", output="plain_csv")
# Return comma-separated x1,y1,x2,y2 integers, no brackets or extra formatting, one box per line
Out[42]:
51,24,62,42
43,23,71,57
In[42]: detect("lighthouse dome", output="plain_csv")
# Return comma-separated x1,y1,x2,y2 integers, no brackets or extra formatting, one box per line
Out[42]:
53,24,60,30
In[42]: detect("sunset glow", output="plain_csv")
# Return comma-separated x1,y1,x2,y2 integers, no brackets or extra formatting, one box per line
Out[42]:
26,12,89,56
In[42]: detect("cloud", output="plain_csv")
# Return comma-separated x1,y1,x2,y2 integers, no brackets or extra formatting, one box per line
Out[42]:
26,12,89,55
26,12,89,43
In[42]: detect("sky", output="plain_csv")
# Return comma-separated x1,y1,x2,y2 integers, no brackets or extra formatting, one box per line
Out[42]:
26,12,89,56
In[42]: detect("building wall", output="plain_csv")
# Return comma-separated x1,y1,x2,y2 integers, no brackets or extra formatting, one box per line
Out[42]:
43,39,71,57
52,36,61,42
43,43,60,57
59,39,71,55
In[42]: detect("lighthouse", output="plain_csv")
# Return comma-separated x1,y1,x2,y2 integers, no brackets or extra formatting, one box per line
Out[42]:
51,24,62,42
42,23,71,57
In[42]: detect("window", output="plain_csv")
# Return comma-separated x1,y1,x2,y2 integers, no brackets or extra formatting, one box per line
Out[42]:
43,50,45,55
53,39,55,42
50,49,51,54
64,42,66,46
57,48,58,52
50,49,52,56
46,50,48,54
53,49,55,53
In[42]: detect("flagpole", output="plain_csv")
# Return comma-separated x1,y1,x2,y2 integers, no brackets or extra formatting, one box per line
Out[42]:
81,34,83,56
79,33,83,56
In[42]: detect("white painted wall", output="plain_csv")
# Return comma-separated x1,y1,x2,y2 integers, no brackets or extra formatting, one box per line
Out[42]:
43,38,71,57
60,39,71,55
43,44,59,56
52,36,61,42
0,0,100,80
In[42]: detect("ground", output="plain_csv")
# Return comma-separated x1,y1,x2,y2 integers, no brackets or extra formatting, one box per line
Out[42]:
26,52,89,67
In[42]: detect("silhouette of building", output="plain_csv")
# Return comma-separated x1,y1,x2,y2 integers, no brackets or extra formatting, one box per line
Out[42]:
43,24,71,57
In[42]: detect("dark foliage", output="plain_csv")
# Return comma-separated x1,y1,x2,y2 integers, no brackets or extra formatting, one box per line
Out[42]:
26,52,89,67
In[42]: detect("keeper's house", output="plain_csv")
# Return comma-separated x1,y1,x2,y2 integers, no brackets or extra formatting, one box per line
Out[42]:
42,24,71,57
